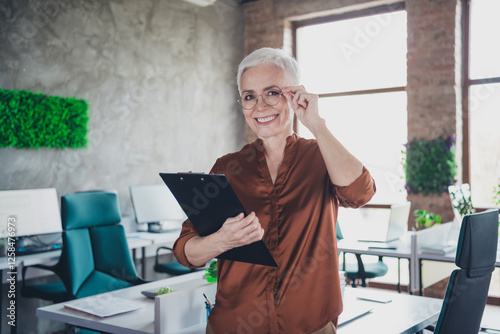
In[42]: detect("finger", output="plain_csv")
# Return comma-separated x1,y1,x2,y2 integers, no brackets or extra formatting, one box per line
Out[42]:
243,225,264,244
242,215,260,233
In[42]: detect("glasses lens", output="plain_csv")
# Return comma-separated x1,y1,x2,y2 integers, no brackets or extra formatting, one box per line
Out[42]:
239,89,282,110
240,97,255,110
263,90,281,106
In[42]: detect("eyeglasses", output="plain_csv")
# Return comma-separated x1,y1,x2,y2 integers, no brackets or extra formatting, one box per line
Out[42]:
238,88,283,110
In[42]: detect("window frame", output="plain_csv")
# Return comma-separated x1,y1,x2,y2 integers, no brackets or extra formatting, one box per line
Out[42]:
462,0,500,208
291,2,407,208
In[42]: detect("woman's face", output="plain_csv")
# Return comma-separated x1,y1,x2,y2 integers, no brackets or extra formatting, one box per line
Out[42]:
239,63,293,141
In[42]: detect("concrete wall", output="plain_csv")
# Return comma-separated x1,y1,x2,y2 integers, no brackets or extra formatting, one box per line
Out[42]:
0,0,245,219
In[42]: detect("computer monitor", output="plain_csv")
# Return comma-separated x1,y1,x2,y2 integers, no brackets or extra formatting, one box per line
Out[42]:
0,188,62,238
129,184,187,233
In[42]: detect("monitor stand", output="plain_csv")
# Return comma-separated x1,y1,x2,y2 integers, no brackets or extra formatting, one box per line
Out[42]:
147,221,181,233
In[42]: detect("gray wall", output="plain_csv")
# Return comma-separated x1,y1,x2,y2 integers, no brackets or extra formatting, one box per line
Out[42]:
0,0,246,219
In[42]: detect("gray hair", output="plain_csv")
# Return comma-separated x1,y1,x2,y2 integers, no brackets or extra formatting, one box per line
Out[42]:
236,47,300,95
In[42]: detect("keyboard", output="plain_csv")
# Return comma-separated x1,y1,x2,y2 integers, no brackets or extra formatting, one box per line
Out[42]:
16,243,62,255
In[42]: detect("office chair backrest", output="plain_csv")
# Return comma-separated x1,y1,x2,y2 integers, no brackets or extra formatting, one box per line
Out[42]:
336,221,344,241
61,191,121,230
60,191,142,299
434,209,498,334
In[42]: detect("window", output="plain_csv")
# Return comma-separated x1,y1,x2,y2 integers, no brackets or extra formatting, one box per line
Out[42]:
465,0,500,208
294,5,407,205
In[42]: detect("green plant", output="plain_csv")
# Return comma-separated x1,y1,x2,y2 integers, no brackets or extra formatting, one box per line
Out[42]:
414,210,442,229
494,183,500,207
403,136,457,195
0,88,89,148
205,260,217,282
449,184,475,217
154,286,174,296
494,183,500,230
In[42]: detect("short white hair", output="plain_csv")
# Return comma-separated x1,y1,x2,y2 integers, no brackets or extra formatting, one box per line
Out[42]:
236,47,300,95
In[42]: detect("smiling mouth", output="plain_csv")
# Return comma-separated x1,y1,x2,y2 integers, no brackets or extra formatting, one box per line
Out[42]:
256,114,278,123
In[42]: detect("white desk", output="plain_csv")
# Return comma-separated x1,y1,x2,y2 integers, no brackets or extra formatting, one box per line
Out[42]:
339,288,441,334
37,272,208,334
337,235,413,293
37,272,442,334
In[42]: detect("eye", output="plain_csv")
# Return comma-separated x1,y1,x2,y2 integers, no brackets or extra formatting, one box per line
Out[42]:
266,90,281,96
243,94,255,101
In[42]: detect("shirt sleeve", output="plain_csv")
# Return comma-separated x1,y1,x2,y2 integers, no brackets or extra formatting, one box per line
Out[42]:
335,166,376,208
172,218,206,268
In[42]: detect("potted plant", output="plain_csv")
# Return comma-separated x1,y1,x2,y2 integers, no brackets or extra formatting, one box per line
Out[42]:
448,184,475,224
494,183,500,235
413,209,442,230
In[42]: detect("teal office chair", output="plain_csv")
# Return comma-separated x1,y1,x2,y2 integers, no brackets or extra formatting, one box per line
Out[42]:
153,246,203,276
22,191,145,302
427,209,498,334
337,222,388,287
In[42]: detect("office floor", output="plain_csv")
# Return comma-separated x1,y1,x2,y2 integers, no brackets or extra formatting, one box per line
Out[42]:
3,254,499,334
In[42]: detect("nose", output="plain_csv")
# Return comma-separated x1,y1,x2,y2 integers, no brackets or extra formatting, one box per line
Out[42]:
255,96,268,111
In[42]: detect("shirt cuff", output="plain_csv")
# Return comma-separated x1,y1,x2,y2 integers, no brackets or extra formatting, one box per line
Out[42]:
336,166,376,208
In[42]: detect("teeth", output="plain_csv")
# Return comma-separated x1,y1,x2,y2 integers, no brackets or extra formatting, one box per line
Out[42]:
256,115,278,123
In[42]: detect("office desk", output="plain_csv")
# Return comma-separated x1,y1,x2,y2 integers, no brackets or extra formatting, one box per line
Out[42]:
417,245,500,296
37,272,442,334
339,288,441,334
127,230,181,279
37,272,207,334
337,236,413,293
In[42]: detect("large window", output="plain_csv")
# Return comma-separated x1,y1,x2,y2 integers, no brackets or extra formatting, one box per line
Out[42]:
465,0,500,208
294,5,407,205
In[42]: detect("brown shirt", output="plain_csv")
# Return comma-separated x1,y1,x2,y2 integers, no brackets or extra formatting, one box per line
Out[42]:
173,134,376,334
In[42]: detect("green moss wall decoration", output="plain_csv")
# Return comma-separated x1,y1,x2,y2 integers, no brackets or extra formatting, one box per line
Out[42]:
403,136,457,195
0,88,89,149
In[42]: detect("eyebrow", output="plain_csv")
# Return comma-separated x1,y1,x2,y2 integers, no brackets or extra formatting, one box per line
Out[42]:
241,85,281,95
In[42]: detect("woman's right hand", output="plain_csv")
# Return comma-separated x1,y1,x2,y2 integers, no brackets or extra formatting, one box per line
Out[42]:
214,212,264,253
184,212,264,267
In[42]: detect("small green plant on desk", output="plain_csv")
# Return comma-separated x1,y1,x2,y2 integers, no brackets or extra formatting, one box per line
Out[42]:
414,210,442,230
205,261,217,282
154,287,174,296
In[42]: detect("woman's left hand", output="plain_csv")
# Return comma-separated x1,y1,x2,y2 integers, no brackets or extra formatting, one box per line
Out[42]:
282,86,324,134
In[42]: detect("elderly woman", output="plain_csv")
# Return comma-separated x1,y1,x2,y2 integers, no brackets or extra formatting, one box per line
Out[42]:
173,47,376,334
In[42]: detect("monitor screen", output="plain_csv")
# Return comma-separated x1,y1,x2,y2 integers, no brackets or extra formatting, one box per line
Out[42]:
0,188,62,238
129,184,187,226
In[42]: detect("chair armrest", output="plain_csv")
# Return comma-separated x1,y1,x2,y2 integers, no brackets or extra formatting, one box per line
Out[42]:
155,246,174,265
21,263,60,291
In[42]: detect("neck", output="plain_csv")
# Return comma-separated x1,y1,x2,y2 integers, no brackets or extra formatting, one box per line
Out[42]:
259,131,293,162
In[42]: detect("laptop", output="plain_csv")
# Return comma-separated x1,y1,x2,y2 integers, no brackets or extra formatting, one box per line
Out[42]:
357,202,411,244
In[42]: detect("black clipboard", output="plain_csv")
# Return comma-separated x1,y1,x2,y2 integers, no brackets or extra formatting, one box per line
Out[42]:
159,173,277,267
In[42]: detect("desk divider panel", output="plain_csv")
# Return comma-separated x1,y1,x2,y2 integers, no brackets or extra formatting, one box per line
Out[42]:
155,277,217,333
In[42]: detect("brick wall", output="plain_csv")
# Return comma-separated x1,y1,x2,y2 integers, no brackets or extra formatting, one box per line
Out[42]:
406,0,462,225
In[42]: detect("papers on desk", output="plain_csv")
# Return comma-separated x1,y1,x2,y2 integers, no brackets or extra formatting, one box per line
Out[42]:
338,300,373,326
420,245,456,256
355,289,393,303
64,295,144,318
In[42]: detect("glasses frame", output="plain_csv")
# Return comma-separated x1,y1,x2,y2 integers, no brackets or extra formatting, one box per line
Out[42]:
238,89,284,110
